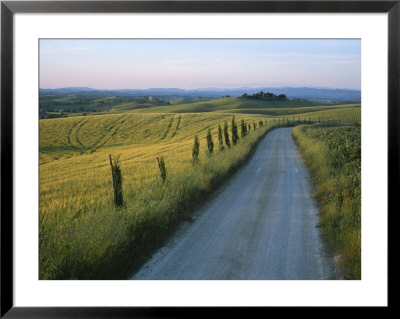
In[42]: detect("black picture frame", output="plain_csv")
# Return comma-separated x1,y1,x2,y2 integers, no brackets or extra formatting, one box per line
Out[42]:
1,0,396,317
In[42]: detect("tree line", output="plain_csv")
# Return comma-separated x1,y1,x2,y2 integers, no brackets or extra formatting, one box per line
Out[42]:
241,91,287,101
192,116,264,163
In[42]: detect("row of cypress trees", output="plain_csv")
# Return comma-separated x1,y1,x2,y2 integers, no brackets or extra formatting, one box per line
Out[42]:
109,117,267,207
192,116,263,163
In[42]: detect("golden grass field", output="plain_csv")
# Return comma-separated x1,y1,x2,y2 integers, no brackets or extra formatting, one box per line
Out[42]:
40,110,284,279
39,98,361,279
40,112,269,214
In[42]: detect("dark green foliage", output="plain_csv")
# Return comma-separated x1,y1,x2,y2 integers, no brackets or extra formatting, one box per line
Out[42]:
217,124,224,150
206,128,214,155
248,123,251,132
240,119,247,137
253,122,256,130
241,91,287,101
223,121,231,148
192,135,200,162
110,155,124,207
259,120,264,128
231,116,239,145
307,126,361,171
157,156,167,183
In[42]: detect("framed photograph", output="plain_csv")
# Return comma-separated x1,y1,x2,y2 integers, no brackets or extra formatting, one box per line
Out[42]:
1,0,396,316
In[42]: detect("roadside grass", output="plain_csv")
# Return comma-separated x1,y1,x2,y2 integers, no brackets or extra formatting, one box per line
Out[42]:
292,124,361,279
284,107,361,124
39,112,288,279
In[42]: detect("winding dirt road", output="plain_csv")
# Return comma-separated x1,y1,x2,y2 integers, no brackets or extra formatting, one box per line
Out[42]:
131,127,335,280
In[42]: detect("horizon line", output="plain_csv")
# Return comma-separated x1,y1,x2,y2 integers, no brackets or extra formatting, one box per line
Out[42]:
39,86,361,91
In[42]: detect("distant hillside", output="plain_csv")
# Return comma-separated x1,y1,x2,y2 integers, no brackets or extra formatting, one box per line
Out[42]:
40,87,98,93
40,86,361,102
131,97,359,115
240,87,361,103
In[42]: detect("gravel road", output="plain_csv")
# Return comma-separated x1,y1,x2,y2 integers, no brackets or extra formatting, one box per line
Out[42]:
131,127,336,280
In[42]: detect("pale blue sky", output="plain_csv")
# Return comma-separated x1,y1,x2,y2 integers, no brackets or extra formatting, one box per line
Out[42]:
39,39,361,90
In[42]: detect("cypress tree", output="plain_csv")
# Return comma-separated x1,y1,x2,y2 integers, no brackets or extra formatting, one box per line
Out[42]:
240,119,247,137
192,135,200,163
157,156,167,183
206,128,214,155
217,124,224,150
223,121,231,148
109,155,123,207
231,116,239,145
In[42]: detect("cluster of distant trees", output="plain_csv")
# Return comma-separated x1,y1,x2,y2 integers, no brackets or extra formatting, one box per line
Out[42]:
241,91,287,101
39,111,68,120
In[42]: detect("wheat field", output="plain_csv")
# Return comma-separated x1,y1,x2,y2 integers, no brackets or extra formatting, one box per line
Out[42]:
39,111,281,279
39,99,361,279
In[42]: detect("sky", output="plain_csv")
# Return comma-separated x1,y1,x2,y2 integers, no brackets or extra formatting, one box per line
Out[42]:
39,39,361,90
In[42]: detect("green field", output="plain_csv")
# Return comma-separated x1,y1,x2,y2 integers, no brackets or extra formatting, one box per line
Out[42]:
39,97,361,279
283,107,361,124
39,94,212,118
132,97,337,113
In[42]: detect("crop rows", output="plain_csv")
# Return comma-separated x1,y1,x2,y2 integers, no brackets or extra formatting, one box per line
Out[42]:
39,112,283,279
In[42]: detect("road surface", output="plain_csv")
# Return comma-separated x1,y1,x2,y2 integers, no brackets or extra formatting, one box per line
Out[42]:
131,127,336,280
